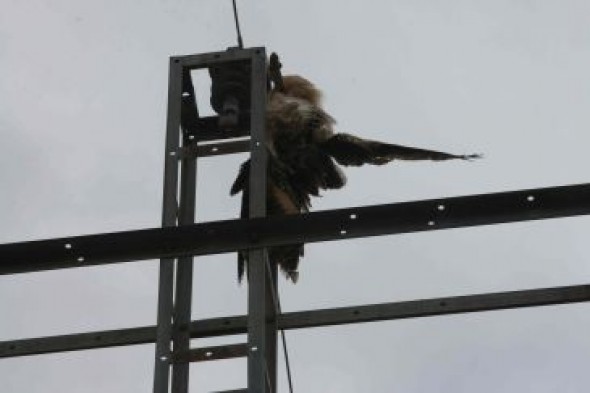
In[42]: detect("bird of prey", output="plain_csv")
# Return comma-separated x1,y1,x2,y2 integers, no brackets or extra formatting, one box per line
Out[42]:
230,73,480,283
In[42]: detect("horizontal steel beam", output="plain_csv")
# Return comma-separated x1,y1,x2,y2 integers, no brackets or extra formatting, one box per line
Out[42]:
182,115,250,142
2,283,589,359
0,326,156,358
176,47,264,69
212,390,248,393
178,139,250,158
2,183,590,276
172,343,248,363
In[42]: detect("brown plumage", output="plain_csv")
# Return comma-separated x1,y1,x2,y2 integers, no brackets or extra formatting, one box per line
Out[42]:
230,75,480,283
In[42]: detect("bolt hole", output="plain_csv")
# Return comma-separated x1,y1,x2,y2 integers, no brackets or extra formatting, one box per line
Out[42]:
353,310,360,316
349,213,357,220
95,336,102,341
440,301,447,307
64,243,72,249
214,54,220,58
527,195,535,202
173,59,179,63
223,320,231,326
437,204,445,211
9,345,16,350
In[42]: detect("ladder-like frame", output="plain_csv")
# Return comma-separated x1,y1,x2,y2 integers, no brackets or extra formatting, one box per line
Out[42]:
154,47,275,393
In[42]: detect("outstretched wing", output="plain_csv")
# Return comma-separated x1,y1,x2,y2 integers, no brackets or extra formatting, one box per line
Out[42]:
320,133,481,166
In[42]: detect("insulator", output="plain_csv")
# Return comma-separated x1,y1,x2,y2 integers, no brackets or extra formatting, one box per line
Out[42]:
209,60,251,129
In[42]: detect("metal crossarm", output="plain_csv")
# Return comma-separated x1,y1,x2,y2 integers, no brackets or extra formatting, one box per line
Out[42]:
2,283,590,359
2,182,590,275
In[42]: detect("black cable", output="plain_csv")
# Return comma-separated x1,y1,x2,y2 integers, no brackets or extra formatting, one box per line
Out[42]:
232,0,244,48
280,315,295,393
265,259,295,393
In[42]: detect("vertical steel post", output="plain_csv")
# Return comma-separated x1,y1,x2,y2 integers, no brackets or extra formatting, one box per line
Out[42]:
154,57,183,393
265,261,279,393
171,130,197,393
247,48,277,393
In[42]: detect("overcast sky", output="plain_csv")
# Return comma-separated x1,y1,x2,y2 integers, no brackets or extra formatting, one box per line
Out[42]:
2,1,590,392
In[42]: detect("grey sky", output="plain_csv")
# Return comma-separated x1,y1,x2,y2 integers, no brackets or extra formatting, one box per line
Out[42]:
2,1,590,392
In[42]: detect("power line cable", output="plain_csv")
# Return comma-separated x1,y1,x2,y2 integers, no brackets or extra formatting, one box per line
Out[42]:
231,0,244,48
265,259,295,393
280,310,295,393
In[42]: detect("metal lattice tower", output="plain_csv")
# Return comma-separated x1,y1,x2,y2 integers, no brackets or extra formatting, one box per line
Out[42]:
153,47,274,393
2,47,590,393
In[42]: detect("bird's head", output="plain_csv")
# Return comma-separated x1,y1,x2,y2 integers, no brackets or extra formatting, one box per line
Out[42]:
279,75,323,106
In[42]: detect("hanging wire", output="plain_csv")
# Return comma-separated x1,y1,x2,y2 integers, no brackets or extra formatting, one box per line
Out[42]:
280,317,295,393
265,258,295,393
232,0,244,48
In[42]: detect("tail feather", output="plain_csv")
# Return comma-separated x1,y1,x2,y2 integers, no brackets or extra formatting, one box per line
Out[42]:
287,271,299,283
237,251,246,284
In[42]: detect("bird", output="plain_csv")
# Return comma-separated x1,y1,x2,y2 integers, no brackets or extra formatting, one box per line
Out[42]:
230,73,480,283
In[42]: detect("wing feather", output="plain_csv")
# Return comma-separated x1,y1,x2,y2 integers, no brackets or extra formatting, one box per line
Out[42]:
320,133,481,166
